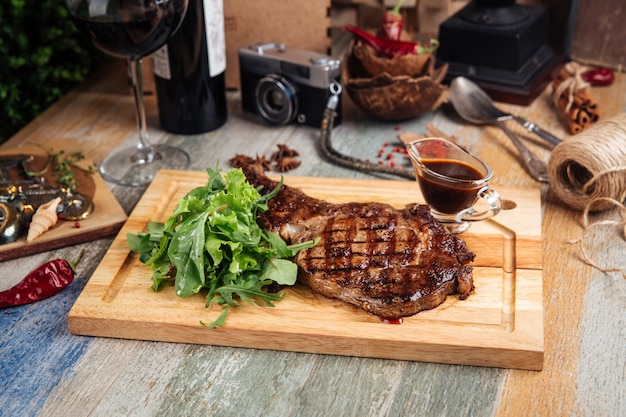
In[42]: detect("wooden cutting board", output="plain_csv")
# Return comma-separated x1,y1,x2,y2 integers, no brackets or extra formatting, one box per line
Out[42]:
68,169,544,370
0,146,127,261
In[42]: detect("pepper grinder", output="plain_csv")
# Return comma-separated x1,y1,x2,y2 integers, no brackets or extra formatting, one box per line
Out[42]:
436,0,563,105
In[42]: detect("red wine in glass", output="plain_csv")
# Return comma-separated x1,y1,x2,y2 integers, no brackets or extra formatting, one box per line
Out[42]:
67,0,190,186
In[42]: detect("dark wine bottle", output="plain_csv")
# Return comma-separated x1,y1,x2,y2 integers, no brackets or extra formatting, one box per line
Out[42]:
152,0,227,134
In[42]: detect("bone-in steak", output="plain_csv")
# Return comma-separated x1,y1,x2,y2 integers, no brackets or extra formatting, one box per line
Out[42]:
242,165,476,319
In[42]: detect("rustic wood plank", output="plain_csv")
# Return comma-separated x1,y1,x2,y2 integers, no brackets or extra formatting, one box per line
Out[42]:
493,191,626,417
0,265,91,417
491,70,626,417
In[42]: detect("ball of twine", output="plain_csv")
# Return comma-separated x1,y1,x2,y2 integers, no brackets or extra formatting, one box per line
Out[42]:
548,113,626,211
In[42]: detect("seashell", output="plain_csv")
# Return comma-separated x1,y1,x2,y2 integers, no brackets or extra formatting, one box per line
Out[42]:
26,197,61,243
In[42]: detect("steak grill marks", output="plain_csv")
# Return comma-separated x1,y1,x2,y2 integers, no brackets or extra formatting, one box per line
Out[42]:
302,207,410,274
242,164,475,319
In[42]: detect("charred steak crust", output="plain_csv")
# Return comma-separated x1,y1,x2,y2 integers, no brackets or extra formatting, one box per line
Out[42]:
242,164,476,318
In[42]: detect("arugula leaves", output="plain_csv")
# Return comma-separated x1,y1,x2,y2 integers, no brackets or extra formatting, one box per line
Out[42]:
127,166,318,327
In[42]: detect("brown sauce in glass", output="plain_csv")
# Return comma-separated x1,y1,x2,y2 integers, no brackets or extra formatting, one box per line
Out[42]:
417,159,484,214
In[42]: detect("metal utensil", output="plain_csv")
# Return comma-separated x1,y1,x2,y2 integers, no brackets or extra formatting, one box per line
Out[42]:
0,201,23,244
449,76,562,147
449,77,549,183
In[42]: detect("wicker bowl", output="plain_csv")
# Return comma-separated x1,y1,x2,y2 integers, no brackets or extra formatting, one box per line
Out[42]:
343,40,448,121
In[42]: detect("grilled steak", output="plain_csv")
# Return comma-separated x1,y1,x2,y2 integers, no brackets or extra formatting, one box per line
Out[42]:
242,164,475,319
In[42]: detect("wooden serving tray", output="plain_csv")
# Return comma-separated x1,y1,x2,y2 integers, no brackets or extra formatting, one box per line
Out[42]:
0,146,127,261
68,170,544,370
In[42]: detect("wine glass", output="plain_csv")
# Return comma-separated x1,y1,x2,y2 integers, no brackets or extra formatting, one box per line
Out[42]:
66,0,190,186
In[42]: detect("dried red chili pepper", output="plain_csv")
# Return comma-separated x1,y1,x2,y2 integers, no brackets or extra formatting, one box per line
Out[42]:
380,0,405,41
581,68,615,86
0,248,85,308
343,25,438,58
344,24,417,57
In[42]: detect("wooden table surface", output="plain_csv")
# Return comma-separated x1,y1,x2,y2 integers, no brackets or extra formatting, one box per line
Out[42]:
1,58,625,417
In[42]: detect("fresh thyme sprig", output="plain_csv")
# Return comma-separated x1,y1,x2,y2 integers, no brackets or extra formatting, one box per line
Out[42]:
25,143,94,190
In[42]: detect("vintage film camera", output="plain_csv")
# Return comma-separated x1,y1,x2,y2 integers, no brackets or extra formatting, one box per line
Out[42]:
239,43,342,128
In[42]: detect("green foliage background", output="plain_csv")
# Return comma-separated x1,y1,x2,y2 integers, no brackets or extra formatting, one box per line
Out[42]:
0,0,105,144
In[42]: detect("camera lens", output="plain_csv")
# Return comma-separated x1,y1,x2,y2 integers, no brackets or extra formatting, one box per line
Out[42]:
254,75,299,125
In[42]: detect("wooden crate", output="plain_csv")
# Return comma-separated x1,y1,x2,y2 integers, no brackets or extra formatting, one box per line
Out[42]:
569,0,626,69
224,0,332,90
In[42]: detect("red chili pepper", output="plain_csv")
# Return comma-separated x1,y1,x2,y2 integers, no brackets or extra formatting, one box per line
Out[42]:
0,248,85,308
581,68,615,86
344,25,439,58
380,0,405,41
343,24,419,57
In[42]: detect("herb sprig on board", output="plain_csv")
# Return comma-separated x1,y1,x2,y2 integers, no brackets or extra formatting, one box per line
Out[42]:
25,143,95,190
127,166,318,328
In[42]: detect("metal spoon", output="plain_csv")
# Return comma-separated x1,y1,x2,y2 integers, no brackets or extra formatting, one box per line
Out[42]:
449,76,562,147
449,77,549,183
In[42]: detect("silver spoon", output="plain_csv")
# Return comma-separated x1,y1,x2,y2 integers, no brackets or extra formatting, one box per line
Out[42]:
449,77,549,183
449,77,562,147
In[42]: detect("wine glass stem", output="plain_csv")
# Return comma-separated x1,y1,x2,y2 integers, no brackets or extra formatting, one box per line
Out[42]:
127,58,155,164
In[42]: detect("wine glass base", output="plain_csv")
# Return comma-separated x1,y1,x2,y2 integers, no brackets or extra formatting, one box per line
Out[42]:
99,144,190,186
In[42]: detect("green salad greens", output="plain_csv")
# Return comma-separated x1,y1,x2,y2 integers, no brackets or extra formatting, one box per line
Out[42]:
127,166,318,327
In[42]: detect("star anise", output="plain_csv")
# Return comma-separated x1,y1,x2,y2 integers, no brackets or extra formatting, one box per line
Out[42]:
253,155,273,171
275,157,301,172
271,144,299,162
229,154,255,168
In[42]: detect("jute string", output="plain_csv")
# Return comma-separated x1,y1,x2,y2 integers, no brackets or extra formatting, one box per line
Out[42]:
547,113,626,277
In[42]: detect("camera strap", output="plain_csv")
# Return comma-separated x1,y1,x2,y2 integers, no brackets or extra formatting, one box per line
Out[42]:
319,83,415,179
